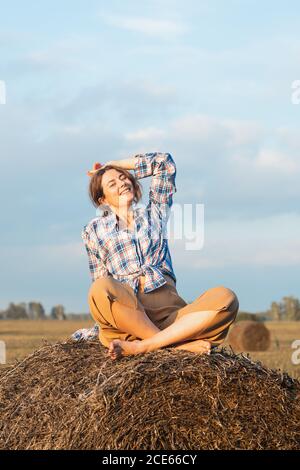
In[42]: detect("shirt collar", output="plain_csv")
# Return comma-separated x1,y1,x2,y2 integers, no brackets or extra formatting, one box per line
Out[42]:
98,205,118,230
99,204,142,232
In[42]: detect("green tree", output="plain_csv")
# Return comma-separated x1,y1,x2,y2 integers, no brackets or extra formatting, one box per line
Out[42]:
28,302,46,320
5,302,28,319
269,301,282,321
50,305,66,320
281,296,300,321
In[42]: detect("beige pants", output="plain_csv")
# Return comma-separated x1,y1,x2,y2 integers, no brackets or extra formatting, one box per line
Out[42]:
88,273,239,348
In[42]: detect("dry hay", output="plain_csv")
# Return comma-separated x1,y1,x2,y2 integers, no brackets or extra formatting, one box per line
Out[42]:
228,320,271,352
0,340,299,450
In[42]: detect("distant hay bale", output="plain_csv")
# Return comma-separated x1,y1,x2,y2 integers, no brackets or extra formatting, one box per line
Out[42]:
228,320,271,352
0,341,299,450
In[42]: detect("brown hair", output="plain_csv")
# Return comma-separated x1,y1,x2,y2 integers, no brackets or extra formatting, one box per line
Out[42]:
88,165,143,209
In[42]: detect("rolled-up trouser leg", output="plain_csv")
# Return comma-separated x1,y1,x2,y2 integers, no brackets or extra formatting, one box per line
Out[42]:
88,276,141,347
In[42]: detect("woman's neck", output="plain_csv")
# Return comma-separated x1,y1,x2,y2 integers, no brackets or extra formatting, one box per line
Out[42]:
111,206,134,228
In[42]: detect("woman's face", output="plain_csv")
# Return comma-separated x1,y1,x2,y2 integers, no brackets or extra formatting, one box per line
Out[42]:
99,169,135,210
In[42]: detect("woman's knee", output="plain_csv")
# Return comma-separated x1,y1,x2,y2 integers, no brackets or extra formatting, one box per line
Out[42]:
88,276,114,302
226,287,239,314
213,286,239,314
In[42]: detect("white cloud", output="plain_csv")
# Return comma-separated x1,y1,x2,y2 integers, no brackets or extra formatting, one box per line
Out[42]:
170,212,300,269
170,114,224,141
155,113,300,175
255,149,299,174
222,119,264,147
101,15,188,37
139,82,177,97
125,127,166,141
0,241,84,275
121,114,300,223
19,35,101,73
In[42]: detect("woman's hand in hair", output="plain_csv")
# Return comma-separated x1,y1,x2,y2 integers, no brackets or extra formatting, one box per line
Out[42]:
87,161,115,177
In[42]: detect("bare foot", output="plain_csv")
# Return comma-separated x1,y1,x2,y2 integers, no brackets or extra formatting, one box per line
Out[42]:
173,339,211,354
107,339,144,360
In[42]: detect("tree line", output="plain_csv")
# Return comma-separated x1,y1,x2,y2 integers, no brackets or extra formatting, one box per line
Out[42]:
236,295,300,322
1,295,300,321
267,296,300,321
0,302,89,320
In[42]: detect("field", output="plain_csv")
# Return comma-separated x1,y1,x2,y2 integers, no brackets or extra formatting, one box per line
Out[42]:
1,320,300,379
0,319,94,366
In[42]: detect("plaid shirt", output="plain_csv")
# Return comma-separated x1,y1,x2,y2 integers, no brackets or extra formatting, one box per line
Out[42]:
82,152,177,295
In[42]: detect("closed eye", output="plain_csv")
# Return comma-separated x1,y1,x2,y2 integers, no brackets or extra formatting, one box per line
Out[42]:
108,174,127,188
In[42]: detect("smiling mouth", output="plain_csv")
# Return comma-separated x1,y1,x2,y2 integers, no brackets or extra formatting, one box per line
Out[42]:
120,187,131,195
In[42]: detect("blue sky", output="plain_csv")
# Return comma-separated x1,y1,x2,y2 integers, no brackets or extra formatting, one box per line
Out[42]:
1,0,300,314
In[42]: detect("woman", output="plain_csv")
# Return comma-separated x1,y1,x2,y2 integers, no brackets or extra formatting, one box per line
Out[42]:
82,152,239,360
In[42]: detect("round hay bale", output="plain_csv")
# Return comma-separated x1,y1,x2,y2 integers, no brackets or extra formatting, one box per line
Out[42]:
228,320,271,351
0,341,299,450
